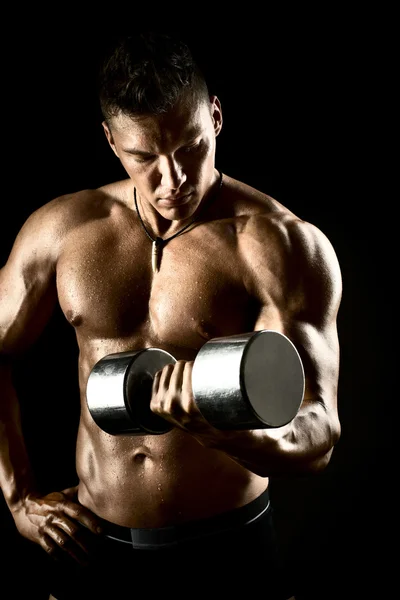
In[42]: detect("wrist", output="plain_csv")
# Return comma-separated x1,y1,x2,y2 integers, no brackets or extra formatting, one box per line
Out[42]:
5,485,38,515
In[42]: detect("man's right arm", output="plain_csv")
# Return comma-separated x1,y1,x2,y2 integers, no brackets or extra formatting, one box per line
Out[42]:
0,206,58,518
0,202,102,563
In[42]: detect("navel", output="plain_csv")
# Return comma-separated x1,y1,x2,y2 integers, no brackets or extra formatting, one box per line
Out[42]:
133,452,148,464
131,446,152,464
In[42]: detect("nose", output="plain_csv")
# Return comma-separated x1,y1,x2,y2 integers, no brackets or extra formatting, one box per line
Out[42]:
159,156,186,190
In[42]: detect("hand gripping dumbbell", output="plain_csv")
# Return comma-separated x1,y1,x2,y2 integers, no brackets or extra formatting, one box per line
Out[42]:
86,330,305,435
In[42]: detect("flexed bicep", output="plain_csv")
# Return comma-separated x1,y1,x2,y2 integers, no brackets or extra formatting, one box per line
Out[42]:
287,220,342,409
241,214,343,474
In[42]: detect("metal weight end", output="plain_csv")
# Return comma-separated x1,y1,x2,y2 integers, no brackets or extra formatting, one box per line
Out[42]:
192,330,305,430
86,351,141,435
241,330,305,428
86,348,176,435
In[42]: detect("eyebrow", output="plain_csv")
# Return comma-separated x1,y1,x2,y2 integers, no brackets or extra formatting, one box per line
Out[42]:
122,127,204,156
123,148,155,157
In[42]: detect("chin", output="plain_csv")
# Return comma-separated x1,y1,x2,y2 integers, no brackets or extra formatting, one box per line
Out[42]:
161,197,201,221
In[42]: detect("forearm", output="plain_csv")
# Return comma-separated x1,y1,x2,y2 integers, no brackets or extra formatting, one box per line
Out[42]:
0,361,38,513
196,401,340,478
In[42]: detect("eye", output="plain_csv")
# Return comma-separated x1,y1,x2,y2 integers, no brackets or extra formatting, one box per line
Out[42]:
133,155,155,164
181,140,202,153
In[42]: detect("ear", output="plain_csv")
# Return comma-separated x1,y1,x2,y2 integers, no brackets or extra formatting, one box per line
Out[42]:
210,96,223,137
102,121,120,158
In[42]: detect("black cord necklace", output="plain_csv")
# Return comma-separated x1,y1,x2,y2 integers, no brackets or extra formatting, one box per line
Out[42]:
134,170,223,273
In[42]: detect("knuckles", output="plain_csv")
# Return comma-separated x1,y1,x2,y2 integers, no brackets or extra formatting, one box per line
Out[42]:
150,359,200,429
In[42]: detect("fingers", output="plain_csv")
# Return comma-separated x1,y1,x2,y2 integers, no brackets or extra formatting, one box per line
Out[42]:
26,491,103,566
151,360,200,427
152,361,176,396
153,360,188,396
38,515,92,565
62,499,103,535
181,361,195,411
38,491,103,535
61,485,79,499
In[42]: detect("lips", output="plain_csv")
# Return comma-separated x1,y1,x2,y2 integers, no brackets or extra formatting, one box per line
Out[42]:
158,193,192,206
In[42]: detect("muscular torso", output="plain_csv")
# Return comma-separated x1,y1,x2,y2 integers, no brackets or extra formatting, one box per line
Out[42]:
55,175,290,527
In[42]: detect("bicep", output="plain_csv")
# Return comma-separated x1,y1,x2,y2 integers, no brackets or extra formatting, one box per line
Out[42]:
256,220,342,413
291,318,340,408
289,223,342,407
0,231,58,357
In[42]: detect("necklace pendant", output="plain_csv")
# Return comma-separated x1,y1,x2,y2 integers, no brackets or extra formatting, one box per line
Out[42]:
151,237,163,273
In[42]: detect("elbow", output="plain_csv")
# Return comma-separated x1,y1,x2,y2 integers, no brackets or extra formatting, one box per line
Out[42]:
287,414,342,476
303,417,342,475
303,448,335,474
326,412,341,456
331,417,341,447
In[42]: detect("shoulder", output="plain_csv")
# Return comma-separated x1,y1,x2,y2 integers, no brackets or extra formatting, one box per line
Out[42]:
221,175,342,314
223,174,341,274
282,217,343,319
22,179,130,234
9,180,131,261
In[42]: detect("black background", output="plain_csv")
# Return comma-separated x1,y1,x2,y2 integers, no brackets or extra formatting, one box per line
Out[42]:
0,12,393,600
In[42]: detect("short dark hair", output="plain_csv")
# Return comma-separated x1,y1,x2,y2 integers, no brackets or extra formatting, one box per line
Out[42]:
98,31,210,121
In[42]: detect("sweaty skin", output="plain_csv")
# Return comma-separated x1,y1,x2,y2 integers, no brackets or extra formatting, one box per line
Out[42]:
0,95,342,561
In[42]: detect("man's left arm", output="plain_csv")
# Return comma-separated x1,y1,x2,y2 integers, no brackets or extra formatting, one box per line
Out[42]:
152,217,342,477
197,218,343,477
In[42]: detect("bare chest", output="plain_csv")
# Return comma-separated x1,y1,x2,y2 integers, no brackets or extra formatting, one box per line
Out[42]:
56,223,257,353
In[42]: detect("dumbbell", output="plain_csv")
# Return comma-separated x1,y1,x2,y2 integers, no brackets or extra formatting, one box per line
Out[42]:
86,329,305,436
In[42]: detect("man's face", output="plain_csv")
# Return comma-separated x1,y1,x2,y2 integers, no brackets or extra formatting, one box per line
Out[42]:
103,95,223,222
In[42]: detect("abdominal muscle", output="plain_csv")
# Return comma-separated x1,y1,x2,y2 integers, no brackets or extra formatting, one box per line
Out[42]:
76,402,268,528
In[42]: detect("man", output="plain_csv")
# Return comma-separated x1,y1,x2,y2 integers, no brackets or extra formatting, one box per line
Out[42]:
0,31,342,599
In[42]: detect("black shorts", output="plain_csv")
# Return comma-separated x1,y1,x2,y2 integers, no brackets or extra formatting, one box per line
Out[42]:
46,490,294,599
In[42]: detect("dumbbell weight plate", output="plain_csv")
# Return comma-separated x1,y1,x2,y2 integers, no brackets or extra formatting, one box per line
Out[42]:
86,348,176,435
191,330,305,430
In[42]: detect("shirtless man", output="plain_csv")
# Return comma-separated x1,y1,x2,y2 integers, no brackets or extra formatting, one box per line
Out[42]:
0,32,342,599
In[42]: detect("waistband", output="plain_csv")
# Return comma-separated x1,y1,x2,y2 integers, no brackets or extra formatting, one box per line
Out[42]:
102,488,270,549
